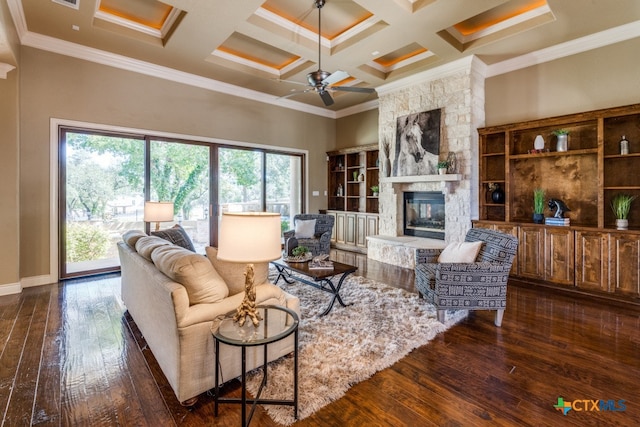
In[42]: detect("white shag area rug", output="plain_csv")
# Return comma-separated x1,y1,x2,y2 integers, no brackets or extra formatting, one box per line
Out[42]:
245,272,468,425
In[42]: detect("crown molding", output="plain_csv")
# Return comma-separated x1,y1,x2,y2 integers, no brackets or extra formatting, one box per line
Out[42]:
486,19,640,77
0,63,16,78
376,55,481,95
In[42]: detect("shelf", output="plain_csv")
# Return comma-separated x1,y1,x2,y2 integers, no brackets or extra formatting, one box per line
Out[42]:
381,174,462,183
509,148,597,159
603,186,640,190
481,153,505,157
604,153,640,159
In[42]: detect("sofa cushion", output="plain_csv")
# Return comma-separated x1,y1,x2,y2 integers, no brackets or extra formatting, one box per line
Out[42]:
135,236,172,261
152,245,229,305
151,224,196,252
295,219,316,238
438,241,483,263
122,230,147,248
205,246,269,296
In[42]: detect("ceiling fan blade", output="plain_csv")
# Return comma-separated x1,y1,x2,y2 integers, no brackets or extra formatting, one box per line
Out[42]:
274,78,310,87
330,86,376,93
319,90,334,106
277,89,313,100
322,70,349,86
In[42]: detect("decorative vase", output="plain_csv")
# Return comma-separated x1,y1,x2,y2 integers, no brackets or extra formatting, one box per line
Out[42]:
353,171,358,181
438,167,447,175
372,192,378,197
616,218,629,230
534,135,544,150
491,185,505,203
556,134,568,152
533,213,544,224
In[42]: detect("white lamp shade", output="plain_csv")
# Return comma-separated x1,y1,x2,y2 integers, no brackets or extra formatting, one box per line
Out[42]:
144,201,174,222
217,212,281,263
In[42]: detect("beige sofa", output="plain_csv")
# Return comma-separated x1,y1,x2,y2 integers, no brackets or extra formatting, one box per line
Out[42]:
117,231,300,404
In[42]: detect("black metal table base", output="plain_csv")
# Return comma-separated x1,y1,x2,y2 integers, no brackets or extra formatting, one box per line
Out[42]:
213,308,299,427
272,265,354,316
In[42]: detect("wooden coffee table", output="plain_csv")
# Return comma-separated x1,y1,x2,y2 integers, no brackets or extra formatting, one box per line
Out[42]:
271,258,357,316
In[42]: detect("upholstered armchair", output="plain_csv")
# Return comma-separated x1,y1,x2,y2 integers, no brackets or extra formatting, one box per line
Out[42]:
415,228,518,327
283,214,335,256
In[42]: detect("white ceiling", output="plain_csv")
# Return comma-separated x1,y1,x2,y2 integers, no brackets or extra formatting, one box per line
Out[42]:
4,0,640,117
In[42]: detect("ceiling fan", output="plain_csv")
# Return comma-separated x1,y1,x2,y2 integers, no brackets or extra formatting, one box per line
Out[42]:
278,0,375,106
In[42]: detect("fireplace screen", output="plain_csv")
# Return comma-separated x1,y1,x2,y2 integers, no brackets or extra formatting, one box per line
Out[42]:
403,192,445,239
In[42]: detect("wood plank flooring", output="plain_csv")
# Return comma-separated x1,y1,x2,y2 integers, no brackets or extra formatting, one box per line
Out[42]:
1,249,639,426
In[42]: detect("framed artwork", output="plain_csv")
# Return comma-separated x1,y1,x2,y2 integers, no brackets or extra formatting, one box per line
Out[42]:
392,108,441,177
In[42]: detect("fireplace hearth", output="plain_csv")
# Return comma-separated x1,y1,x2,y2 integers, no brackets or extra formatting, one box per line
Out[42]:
403,192,445,239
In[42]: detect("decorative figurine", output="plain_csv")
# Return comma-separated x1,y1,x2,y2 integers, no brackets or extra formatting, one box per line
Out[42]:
233,265,262,327
548,199,571,218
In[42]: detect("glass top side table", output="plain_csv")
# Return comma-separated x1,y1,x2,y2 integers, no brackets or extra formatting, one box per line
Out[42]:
212,305,299,427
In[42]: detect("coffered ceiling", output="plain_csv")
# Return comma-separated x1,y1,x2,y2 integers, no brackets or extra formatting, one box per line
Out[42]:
5,0,640,116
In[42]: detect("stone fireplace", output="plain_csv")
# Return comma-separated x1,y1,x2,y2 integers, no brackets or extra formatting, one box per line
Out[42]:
367,56,486,267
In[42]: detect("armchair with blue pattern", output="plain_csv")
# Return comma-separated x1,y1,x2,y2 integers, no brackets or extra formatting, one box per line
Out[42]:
415,228,518,327
283,214,334,256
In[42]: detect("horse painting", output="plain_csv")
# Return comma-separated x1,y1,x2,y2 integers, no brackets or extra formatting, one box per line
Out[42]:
392,109,441,177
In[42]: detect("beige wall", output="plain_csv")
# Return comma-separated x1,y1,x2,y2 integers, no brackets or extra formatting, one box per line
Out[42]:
0,70,19,290
0,1,20,292
335,109,378,150
485,38,640,126
19,47,335,280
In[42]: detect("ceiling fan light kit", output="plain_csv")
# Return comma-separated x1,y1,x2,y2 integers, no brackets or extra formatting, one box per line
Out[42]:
279,0,375,107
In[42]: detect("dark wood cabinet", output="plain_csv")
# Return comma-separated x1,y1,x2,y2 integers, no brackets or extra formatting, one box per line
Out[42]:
575,230,608,292
609,232,640,297
544,227,574,286
476,104,640,304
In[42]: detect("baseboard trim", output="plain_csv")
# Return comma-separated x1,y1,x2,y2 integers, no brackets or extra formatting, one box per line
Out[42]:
21,274,57,288
0,282,22,296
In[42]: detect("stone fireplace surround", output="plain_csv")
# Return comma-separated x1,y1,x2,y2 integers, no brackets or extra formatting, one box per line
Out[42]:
367,57,486,268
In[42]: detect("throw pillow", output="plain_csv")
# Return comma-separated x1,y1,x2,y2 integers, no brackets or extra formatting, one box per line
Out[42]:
205,247,269,296
438,241,483,263
122,229,147,248
152,245,229,305
295,219,316,239
151,224,196,252
135,236,172,261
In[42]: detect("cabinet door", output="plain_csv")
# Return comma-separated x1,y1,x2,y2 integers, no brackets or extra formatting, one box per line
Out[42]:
356,214,367,247
366,215,379,240
518,226,544,279
335,212,346,244
327,211,337,242
575,231,608,292
609,233,640,297
493,223,519,276
544,228,574,286
345,213,357,245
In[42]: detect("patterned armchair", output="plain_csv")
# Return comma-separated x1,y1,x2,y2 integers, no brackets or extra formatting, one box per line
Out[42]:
415,228,518,327
283,214,335,256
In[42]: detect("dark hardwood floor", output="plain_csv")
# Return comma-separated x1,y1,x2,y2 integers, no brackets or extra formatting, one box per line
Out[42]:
1,249,639,426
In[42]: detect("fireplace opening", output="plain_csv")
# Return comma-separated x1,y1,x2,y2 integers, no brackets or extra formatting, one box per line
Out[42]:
403,191,445,239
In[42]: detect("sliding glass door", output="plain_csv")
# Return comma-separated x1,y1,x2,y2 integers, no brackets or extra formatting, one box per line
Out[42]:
61,130,145,277
149,139,211,252
60,127,304,278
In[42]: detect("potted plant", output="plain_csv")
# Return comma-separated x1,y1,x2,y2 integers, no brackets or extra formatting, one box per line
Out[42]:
370,185,379,197
553,129,569,152
437,160,449,175
533,188,545,223
611,193,637,230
